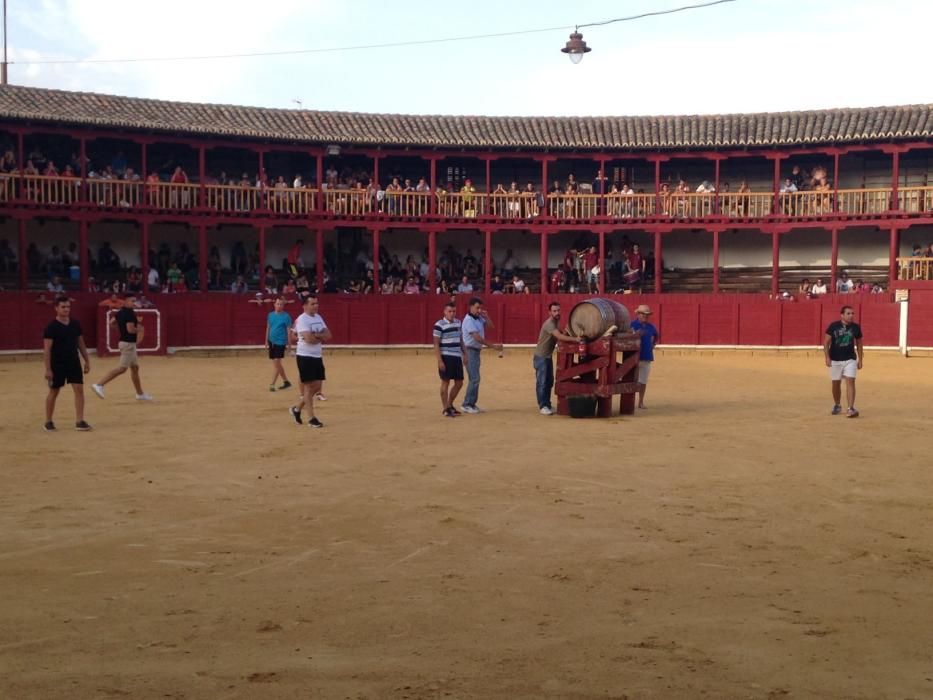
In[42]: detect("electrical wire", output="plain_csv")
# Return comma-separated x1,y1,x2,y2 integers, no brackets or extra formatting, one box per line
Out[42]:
11,0,737,66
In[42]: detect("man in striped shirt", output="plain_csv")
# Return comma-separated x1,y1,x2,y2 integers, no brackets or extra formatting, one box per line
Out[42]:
433,301,464,418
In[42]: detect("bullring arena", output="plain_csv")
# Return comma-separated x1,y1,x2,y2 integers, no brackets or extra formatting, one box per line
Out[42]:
2,341,933,698
2,76,933,698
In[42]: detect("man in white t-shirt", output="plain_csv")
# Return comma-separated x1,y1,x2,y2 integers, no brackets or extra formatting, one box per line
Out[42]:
289,294,331,428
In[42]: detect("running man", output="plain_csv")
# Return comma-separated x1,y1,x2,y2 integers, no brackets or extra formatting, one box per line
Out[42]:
43,295,92,431
92,292,153,401
265,296,292,392
433,301,464,417
460,296,503,413
629,304,659,409
289,294,331,428
824,305,863,418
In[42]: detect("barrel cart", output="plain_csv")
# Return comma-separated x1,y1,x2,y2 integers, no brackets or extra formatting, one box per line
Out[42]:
555,299,642,418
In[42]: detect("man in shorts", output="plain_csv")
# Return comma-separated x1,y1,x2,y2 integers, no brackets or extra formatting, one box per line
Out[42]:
433,301,464,417
289,294,331,428
92,292,153,401
265,296,292,392
824,305,863,418
43,295,92,431
629,304,659,409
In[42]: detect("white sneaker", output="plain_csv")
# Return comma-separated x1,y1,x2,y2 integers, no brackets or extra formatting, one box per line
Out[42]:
92,384,105,399
540,407,554,415
314,393,327,401
460,405,479,414
136,393,154,401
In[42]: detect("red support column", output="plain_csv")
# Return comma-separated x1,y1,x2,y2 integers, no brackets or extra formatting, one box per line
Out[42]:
315,153,324,210
832,152,840,212
257,150,267,210
713,157,721,215
373,155,380,188
890,151,900,211
712,229,720,293
140,220,150,294
653,159,661,215
484,228,492,294
888,226,899,288
428,230,437,293
372,228,381,292
597,230,606,294
540,231,549,294
258,226,266,285
16,132,24,200
315,228,325,292
653,231,663,293
79,137,88,203
484,158,491,195
429,157,437,215
540,158,549,216
79,220,89,292
771,155,782,215
198,224,208,293
140,142,147,182
198,145,206,208
18,218,27,291
771,231,780,297
830,227,839,290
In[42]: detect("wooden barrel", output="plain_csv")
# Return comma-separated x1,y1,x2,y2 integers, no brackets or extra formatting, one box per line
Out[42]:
567,298,630,339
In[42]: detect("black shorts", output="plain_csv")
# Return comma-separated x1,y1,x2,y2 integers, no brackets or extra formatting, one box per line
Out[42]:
297,355,325,383
438,355,464,381
50,361,83,389
268,343,286,359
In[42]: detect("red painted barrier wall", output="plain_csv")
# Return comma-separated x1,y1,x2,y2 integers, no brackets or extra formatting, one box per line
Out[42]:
2,292,917,352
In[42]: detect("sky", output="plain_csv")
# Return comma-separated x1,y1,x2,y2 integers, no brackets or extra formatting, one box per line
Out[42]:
5,0,932,117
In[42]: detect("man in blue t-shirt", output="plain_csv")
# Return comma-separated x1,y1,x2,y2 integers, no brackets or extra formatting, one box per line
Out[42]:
629,304,659,409
265,296,293,392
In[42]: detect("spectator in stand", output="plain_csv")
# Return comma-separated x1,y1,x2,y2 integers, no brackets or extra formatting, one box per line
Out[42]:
811,278,828,296
549,266,565,294
230,275,249,294
287,239,304,278
507,181,522,218
169,166,189,208
625,244,645,291
415,177,430,192
126,267,142,294
207,246,222,288
263,265,279,294
362,270,375,294
856,279,872,293
836,272,854,293
26,242,42,273
98,242,121,273
166,261,183,291
0,149,16,173
404,276,421,294
871,283,885,294
47,275,65,293
790,165,807,191
511,274,528,295
457,275,474,294
147,266,160,292
490,274,505,294
461,178,477,217
583,246,598,293
0,238,16,271
500,249,517,279
798,278,812,296
45,246,66,276
463,249,479,278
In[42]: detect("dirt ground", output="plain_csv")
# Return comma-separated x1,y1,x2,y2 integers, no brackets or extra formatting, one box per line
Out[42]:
1,348,932,700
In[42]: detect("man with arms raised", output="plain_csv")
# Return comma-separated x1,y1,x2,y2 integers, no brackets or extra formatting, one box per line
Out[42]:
533,301,579,415
824,305,864,418
289,294,331,428
433,301,465,417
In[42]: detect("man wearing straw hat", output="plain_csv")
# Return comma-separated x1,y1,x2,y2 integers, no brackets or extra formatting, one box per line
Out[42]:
629,304,659,409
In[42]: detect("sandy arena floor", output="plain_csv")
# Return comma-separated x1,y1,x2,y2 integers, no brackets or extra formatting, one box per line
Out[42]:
1,349,932,699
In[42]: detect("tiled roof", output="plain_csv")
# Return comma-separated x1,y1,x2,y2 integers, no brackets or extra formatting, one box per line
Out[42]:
0,85,930,152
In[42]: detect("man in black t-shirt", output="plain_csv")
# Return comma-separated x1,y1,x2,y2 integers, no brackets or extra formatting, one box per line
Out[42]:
823,305,864,418
92,293,153,401
43,296,92,431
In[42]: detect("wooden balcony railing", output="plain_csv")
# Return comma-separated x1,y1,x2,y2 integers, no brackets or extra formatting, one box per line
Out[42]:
897,256,933,281
2,175,932,225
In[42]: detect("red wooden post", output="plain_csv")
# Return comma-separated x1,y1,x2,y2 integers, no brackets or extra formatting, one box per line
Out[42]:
198,145,206,208
771,155,782,215
18,218,27,291
428,229,437,292
79,219,89,291
79,136,88,203
258,225,266,284
540,231,549,294
315,153,324,210
653,158,661,214
597,230,605,294
540,158,549,216
713,157,721,215
429,157,437,215
16,131,24,200
830,227,839,290
198,224,208,293
888,226,899,288
315,227,324,292
484,228,492,294
890,151,900,211
484,157,491,196
712,229,720,293
770,230,780,297
372,227,381,292
598,158,607,218
140,220,150,293
257,150,266,211
373,155,380,188
140,142,147,190
832,151,840,212
653,230,663,293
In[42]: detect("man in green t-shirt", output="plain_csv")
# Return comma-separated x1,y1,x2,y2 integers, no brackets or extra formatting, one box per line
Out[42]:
533,301,579,415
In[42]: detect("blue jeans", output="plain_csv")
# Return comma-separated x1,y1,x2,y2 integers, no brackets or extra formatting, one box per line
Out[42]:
464,347,481,407
533,355,554,409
